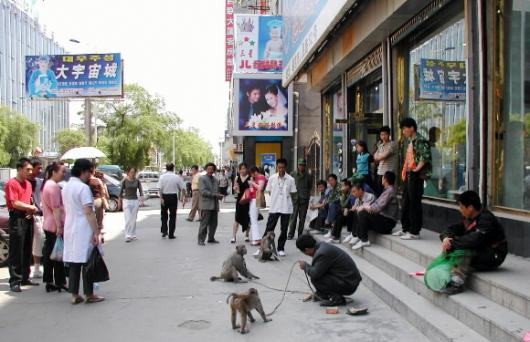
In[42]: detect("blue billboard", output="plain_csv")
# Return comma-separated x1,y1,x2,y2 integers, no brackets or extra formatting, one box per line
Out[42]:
25,53,123,98
418,59,466,101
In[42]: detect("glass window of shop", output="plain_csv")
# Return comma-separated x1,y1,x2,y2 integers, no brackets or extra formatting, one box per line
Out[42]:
403,15,467,200
493,0,530,211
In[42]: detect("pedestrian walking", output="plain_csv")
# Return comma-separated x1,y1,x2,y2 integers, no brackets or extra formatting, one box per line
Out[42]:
120,167,144,242
186,165,201,222
288,158,312,240
158,163,185,239
28,157,44,279
62,159,104,304
4,158,39,292
373,126,398,195
41,162,67,293
218,169,229,201
393,117,432,240
198,162,222,245
231,163,250,243
248,166,266,246
263,158,297,256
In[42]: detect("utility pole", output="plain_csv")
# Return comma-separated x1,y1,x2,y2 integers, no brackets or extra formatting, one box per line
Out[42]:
172,132,175,165
84,98,93,145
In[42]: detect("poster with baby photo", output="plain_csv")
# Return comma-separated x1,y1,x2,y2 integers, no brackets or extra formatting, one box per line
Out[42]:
234,15,283,73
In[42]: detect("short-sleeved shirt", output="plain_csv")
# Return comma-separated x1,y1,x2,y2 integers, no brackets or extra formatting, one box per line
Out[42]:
375,141,398,176
266,173,297,214
158,172,185,195
4,178,32,211
191,173,200,191
63,177,94,263
41,179,65,233
249,174,266,199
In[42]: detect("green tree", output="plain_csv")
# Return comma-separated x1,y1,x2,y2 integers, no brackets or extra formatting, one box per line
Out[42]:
55,129,86,155
97,84,181,170
0,106,38,167
161,128,214,169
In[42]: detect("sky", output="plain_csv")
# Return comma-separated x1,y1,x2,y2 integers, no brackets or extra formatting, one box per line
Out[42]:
35,0,229,150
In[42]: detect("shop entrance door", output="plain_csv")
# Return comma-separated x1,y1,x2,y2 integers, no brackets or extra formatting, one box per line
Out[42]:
306,135,321,195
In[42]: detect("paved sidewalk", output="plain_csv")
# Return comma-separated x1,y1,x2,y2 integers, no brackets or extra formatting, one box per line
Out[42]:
0,200,428,342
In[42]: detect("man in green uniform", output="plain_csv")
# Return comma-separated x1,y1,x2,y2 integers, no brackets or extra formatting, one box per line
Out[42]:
288,159,312,240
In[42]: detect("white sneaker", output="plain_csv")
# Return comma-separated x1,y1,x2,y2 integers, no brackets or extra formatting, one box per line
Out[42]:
392,230,405,236
349,237,360,245
325,237,340,244
278,250,286,257
324,231,332,238
351,240,370,250
400,233,420,240
253,249,260,256
32,267,42,278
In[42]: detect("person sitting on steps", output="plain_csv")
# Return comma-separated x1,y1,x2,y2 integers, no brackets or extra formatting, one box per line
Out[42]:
325,179,353,243
308,180,328,233
296,234,362,307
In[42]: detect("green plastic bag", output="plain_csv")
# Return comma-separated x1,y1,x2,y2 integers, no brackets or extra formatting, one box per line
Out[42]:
424,249,474,291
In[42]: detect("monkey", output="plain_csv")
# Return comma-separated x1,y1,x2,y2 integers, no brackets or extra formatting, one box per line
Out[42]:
226,288,272,334
210,245,259,283
256,231,279,261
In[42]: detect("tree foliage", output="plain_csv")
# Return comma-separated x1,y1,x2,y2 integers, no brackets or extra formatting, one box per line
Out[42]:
55,129,86,155
160,128,215,169
0,106,38,167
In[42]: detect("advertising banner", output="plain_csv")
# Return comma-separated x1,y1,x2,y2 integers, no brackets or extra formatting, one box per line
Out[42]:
25,53,122,98
232,73,293,137
260,153,277,177
282,0,352,86
418,59,466,101
235,15,283,73
225,0,235,81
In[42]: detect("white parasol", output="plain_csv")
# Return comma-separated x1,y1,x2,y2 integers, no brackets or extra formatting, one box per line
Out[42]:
61,147,106,160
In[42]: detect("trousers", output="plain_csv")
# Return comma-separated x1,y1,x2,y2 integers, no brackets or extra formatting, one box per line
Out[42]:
264,213,290,252
198,210,218,242
249,199,261,241
123,199,139,238
161,194,178,237
288,197,309,238
401,172,424,235
356,211,396,242
69,262,93,296
188,190,200,220
312,274,359,299
42,231,66,286
8,215,33,286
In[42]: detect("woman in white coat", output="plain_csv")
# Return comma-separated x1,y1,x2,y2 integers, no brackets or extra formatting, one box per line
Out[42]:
63,159,104,305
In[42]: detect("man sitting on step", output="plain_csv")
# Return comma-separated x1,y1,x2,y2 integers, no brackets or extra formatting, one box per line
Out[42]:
435,190,508,294
297,234,362,306
308,180,329,233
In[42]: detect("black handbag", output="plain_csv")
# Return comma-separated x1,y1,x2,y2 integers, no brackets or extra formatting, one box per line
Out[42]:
86,247,110,283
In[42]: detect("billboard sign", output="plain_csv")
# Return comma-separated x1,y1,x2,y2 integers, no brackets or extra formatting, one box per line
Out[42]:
282,0,353,86
235,15,284,73
225,0,235,81
418,59,466,101
25,53,122,98
232,73,293,137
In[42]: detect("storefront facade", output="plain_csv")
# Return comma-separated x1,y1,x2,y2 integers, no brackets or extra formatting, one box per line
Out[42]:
284,0,530,257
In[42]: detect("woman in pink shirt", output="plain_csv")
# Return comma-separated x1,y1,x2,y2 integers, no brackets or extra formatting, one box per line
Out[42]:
41,162,67,293
248,166,266,246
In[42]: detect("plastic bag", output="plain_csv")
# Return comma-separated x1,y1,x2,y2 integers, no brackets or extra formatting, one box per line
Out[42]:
50,236,63,262
86,246,110,283
424,249,474,291
239,189,251,205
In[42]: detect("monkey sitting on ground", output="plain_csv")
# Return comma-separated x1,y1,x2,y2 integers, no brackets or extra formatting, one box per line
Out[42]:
210,245,259,283
227,288,272,334
256,232,279,261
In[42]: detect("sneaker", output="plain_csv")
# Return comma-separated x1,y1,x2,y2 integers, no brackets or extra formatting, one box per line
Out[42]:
32,267,42,278
10,284,22,293
230,238,236,244
125,237,132,243
392,230,405,236
349,237,360,246
323,231,332,238
278,250,286,257
351,240,370,250
400,233,420,240
253,249,260,256
328,238,340,244
343,234,354,244
131,236,138,241
319,296,346,307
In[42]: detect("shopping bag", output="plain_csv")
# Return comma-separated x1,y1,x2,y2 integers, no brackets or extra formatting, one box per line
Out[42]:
86,246,110,283
256,190,266,209
50,236,64,262
239,189,251,205
424,249,474,291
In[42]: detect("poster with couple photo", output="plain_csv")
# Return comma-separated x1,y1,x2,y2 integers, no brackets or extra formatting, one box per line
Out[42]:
232,74,293,136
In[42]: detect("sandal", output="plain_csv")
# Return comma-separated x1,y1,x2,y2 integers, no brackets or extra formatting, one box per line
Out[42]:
71,296,85,305
85,295,105,303
244,237,250,242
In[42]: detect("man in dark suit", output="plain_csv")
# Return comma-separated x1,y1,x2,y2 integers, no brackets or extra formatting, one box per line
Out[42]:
198,163,223,245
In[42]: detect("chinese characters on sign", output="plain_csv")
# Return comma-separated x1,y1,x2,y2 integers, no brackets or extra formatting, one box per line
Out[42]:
235,15,284,73
225,0,235,81
25,53,122,98
418,59,466,101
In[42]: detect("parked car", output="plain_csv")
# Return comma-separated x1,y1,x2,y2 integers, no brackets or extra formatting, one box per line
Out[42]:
0,186,10,267
97,165,123,180
139,171,160,198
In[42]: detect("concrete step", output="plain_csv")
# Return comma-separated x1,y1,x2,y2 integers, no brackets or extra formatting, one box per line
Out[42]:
353,242,530,342
372,229,530,320
340,247,490,342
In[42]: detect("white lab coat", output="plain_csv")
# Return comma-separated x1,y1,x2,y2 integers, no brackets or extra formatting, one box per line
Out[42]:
63,177,94,263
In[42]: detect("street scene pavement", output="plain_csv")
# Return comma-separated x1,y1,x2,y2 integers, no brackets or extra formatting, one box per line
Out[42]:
0,199,428,342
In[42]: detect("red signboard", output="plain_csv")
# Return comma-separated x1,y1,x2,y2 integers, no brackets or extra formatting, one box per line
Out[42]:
225,0,235,81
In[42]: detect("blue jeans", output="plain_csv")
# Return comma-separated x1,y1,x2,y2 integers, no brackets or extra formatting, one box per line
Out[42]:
326,202,341,225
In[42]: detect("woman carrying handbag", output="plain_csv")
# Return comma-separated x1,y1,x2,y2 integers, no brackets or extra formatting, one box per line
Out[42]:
248,166,266,246
231,163,251,243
